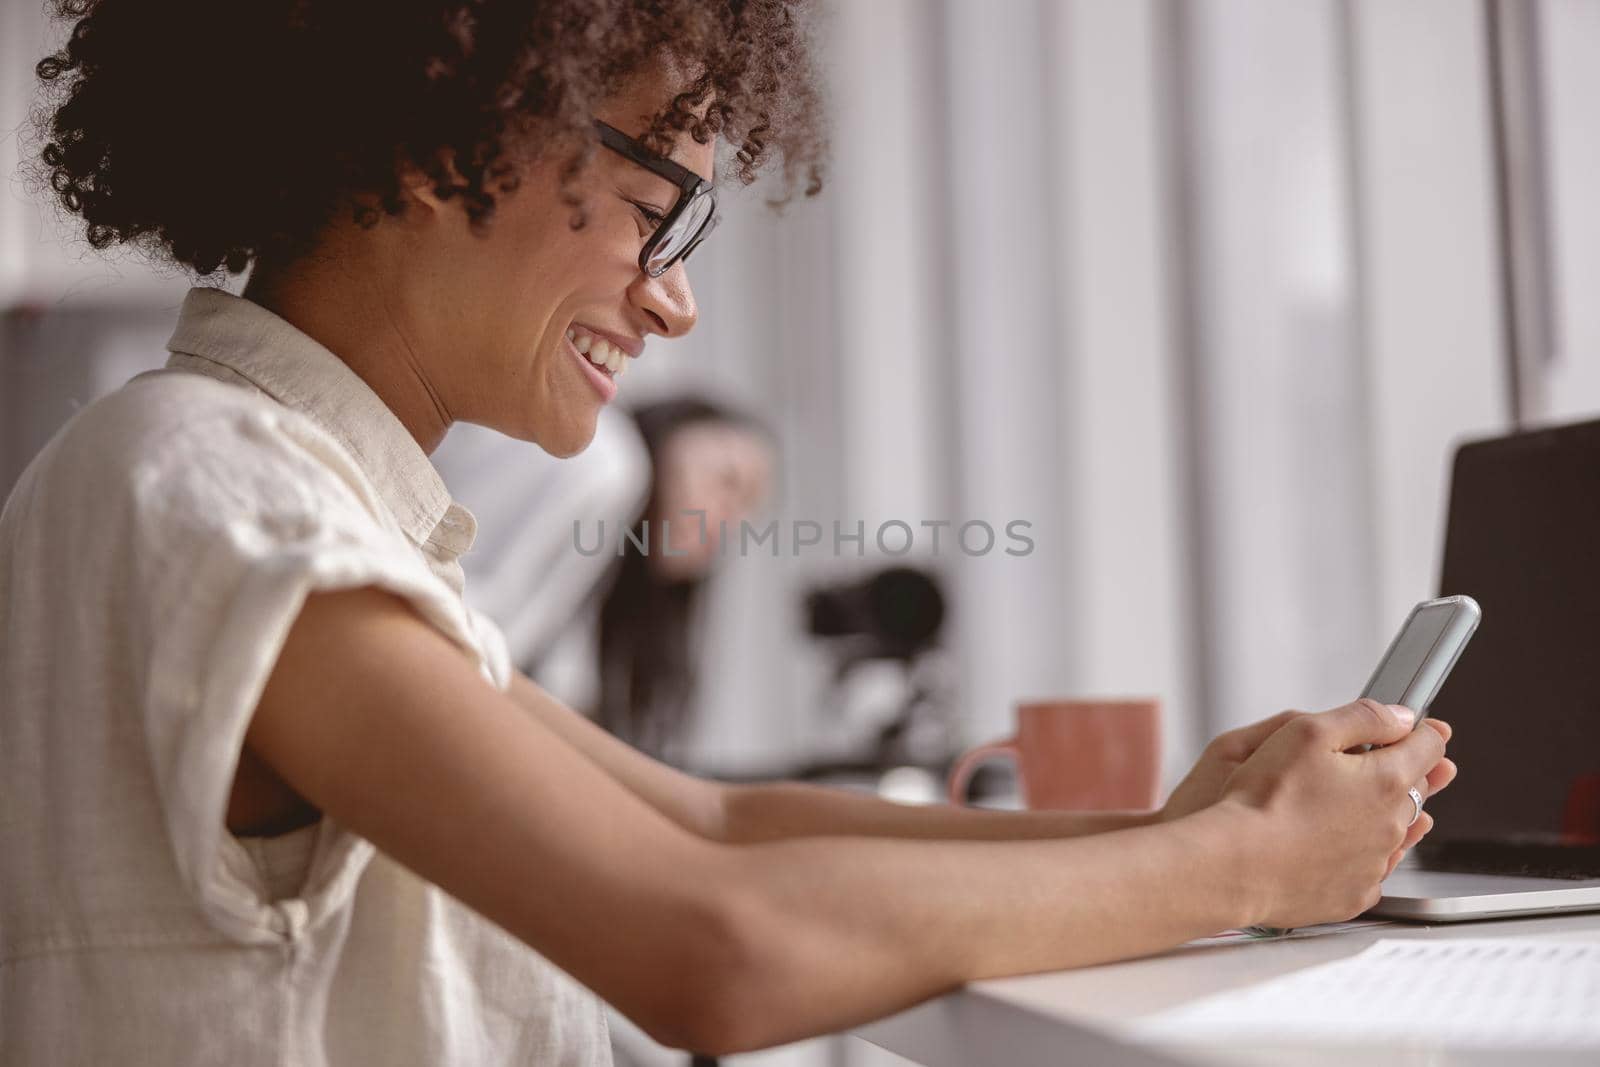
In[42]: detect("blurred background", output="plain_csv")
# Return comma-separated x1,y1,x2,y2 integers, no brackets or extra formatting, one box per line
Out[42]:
5,1,1600,1064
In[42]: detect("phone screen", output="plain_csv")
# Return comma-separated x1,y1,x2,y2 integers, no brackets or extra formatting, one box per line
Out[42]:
1362,602,1463,710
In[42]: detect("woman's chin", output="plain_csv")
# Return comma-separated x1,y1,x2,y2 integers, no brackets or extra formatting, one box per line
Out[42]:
535,413,599,459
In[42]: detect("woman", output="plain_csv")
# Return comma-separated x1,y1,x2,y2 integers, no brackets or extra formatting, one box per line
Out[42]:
0,2,1455,1065
596,395,776,766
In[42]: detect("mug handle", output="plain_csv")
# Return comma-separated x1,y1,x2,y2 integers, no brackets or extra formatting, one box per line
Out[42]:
947,737,1021,806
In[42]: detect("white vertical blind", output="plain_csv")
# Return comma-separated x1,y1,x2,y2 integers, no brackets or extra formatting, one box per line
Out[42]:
720,0,1520,768
935,0,1078,742
1177,0,1375,728
1054,0,1199,781
1540,0,1600,423
1348,0,1508,634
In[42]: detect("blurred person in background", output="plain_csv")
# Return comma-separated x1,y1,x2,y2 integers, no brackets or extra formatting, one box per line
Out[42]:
431,394,774,774
1,2,1459,1066
595,395,776,767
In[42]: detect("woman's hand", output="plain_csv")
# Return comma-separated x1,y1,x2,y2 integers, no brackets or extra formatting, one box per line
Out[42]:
1214,699,1456,929
1160,708,1457,830
1159,710,1309,823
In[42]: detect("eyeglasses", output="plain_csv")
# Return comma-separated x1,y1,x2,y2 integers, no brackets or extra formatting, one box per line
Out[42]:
594,119,719,278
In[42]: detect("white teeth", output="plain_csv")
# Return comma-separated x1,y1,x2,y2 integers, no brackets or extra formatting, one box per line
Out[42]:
569,327,629,379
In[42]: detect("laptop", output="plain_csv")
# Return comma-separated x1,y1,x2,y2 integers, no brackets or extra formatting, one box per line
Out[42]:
1371,417,1600,921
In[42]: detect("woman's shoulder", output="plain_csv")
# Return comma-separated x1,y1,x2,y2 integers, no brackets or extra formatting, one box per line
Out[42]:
83,366,326,461
10,369,379,539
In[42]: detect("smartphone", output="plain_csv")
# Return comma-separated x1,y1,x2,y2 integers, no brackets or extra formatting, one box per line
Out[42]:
1359,594,1482,740
1242,595,1484,937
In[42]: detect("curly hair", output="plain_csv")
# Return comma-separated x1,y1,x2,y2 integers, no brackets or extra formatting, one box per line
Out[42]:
31,0,828,276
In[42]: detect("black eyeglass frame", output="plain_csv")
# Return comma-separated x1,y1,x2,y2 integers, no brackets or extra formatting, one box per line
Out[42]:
593,119,719,278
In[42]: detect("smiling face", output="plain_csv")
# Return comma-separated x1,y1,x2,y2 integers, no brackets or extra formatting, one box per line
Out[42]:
378,62,717,458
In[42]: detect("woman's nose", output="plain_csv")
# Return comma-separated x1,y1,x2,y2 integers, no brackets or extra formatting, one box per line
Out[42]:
631,260,698,338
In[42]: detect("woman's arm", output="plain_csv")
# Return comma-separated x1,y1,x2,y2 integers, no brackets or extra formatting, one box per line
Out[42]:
506,669,1157,845
720,708,1457,847
248,587,1446,1055
505,669,728,841
720,781,1158,844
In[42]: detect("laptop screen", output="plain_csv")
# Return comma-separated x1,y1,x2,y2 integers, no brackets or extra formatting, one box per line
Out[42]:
1424,418,1600,846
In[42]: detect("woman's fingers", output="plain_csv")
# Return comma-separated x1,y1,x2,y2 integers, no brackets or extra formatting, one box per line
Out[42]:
1216,709,1307,759
1421,717,1453,743
1384,761,1446,881
1385,811,1435,878
1371,714,1448,785
1384,779,1431,880
1424,756,1458,798
1403,777,1428,831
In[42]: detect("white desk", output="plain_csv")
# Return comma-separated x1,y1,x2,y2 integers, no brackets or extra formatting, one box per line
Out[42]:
851,911,1600,1066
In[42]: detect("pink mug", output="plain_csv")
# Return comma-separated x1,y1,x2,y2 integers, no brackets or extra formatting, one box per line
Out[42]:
947,698,1162,810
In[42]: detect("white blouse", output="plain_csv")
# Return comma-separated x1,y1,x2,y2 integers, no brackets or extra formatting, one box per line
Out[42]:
0,288,613,1066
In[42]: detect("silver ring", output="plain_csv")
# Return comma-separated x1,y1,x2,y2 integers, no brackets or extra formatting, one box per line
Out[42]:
1407,787,1424,827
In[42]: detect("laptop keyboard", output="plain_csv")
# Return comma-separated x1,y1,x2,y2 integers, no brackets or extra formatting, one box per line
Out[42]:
1414,839,1600,880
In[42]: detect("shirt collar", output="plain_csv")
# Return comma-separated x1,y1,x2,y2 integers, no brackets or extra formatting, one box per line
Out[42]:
163,287,477,557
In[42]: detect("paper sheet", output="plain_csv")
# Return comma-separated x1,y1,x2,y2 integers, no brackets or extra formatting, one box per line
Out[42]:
1135,938,1600,1048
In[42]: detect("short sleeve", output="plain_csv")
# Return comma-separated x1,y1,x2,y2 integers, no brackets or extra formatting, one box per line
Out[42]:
126,409,487,944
